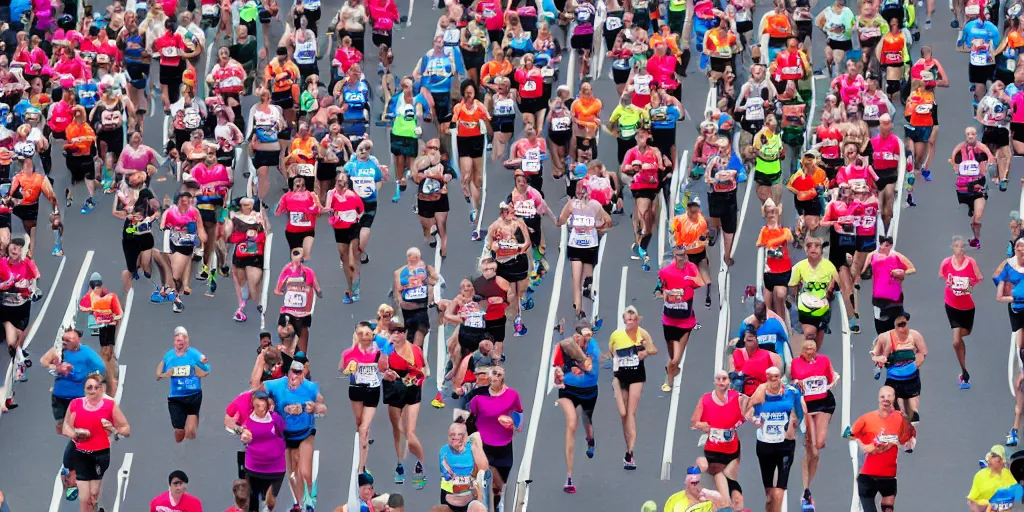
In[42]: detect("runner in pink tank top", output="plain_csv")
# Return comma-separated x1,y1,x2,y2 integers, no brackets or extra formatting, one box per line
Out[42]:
868,236,915,334
939,237,984,388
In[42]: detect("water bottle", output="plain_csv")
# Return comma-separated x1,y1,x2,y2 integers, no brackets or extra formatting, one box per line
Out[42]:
874,366,882,380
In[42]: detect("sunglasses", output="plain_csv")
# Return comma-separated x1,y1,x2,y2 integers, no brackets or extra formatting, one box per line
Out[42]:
291,251,303,257
896,321,908,327
85,385,101,390
289,368,304,374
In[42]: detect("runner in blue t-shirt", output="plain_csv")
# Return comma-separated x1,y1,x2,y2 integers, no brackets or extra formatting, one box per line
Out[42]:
157,326,211,443
264,354,325,511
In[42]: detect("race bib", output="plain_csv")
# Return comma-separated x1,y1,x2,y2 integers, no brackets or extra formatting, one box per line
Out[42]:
606,16,623,30
336,209,359,223
803,375,828,395
351,176,375,198
883,51,901,64
522,80,538,92
219,76,243,90
966,3,981,15
289,211,311,227
161,46,179,58
971,50,990,66
614,353,639,369
758,418,787,443
283,290,308,308
950,275,971,294
182,110,202,130
514,199,537,218
495,100,515,116
522,158,541,173
745,101,764,121
914,103,932,114
464,311,485,328
403,285,428,300
171,365,191,377
864,104,880,119
799,292,827,311
296,163,316,177
355,363,380,386
202,3,218,15
860,26,881,39
708,427,734,443
552,116,571,131
959,160,980,176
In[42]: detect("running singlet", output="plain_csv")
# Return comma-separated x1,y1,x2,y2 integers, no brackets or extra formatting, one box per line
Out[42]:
789,259,838,316
252,108,281,144
68,397,115,452
791,355,834,402
757,226,793,274
658,262,699,329
399,265,430,306
996,260,1024,312
342,82,370,122
342,345,382,387
10,172,44,205
567,199,601,249
452,100,489,138
732,348,774,396
165,207,200,247
229,215,266,258
278,265,315,317
280,192,318,232
326,189,364,229
439,440,476,496
624,147,660,190
581,174,612,205
699,389,743,454
608,328,647,377
753,387,798,444
869,134,900,172
940,256,979,310
869,252,906,302
294,37,317,66
161,347,208,397
420,52,456,94
52,346,105,399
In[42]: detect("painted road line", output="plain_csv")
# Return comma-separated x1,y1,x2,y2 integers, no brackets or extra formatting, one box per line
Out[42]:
111,453,134,512
434,237,446,393
406,0,414,27
260,233,274,330
346,431,361,510
589,234,609,328
616,266,628,329
512,225,568,512
114,365,127,404
54,251,95,346
840,295,858,512
115,289,135,360
47,469,62,512
23,255,67,350
659,150,688,481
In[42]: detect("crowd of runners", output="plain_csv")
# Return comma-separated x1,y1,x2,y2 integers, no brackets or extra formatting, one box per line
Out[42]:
4,0,1024,508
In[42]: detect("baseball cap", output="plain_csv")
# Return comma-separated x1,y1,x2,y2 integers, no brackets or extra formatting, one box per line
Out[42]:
358,472,374,487
988,445,1008,461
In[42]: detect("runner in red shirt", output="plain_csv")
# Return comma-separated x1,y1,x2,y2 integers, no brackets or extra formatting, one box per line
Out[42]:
150,470,204,512
847,386,916,512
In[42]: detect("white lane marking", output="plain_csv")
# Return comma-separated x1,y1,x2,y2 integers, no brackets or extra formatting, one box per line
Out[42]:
616,266,628,329
55,251,96,343
565,34,578,94
114,365,127,404
346,431,361,511
163,231,170,254
115,289,135,360
512,225,568,512
111,453,134,512
260,233,274,330
47,470,62,512
434,238,445,392
660,151,687,481
588,234,609,326
841,301,858,512
592,1,607,80
407,0,414,27
23,256,68,350
475,135,488,236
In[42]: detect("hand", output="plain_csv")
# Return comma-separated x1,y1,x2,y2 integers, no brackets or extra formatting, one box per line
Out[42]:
73,428,91,441
240,429,253,443
56,362,73,375
316,289,323,299
200,354,208,365
415,127,423,136
101,419,115,433
304,401,316,414
497,415,514,429
314,403,327,415
570,367,583,376
284,404,303,415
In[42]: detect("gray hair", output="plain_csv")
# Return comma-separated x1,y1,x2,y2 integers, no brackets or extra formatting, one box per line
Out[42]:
174,326,189,337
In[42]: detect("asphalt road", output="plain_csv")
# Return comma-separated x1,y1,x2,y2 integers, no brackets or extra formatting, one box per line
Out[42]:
0,0,1013,511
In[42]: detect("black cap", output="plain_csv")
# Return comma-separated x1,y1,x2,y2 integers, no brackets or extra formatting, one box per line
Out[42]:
168,470,189,484
358,472,374,487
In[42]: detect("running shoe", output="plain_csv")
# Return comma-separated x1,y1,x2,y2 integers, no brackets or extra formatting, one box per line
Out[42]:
1008,428,1019,447
801,489,814,511
412,461,426,489
52,243,63,257
958,373,972,390
172,299,183,313
586,437,595,458
921,169,931,181
850,323,860,334
220,266,230,278
15,361,26,382
952,18,960,28
705,293,712,308
392,185,401,203
925,18,931,28
79,198,95,214
431,391,445,408
662,382,671,392
1002,179,1010,192
470,208,478,223
471,230,482,241
289,505,301,512
65,188,72,208
394,463,405,484
61,467,78,501
631,243,641,260
522,296,535,311
642,254,650,272
197,266,210,281
623,452,636,470
563,477,576,494
612,205,624,215
360,252,370,264
234,309,247,322
343,291,354,304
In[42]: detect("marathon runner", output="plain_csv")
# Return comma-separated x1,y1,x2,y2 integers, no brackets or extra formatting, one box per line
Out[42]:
275,247,323,355
557,180,611,321
224,197,270,322
866,236,916,335
467,365,522,510
939,236,983,389
691,370,746,508
62,372,130,512
78,272,123,394
790,339,839,510
552,321,599,493
870,310,927,423
846,386,917,512
237,390,287,512
157,326,211,443
341,322,383,474
393,247,438,348
149,470,204,511
656,247,705,392
742,366,805,512
381,322,427,489
265,353,324,512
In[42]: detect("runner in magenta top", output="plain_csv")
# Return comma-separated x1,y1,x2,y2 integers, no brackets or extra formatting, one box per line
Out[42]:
276,180,322,261
274,248,322,354
225,389,255,431
939,236,984,389
240,391,287,477
657,249,705,391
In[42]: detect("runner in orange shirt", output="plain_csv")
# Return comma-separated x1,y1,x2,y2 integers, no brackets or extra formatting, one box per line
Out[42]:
451,81,492,238
670,193,713,307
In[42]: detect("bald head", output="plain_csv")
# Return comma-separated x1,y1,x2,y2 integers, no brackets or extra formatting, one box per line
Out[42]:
468,502,489,512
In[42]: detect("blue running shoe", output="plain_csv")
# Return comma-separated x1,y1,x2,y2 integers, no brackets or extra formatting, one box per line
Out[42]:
1008,428,1019,447
392,185,401,203
395,463,406,484
586,437,595,459
959,373,971,389
151,286,166,303
343,292,353,304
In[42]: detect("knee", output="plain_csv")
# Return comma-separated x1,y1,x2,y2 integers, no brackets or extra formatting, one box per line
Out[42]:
815,439,827,451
